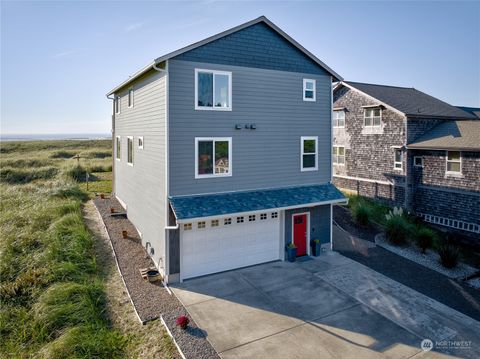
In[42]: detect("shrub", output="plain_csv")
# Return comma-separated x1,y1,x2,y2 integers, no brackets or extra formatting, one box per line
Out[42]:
63,165,86,182
414,227,436,253
82,150,111,159
176,315,190,329
352,202,371,226
384,211,410,245
86,164,112,173
50,150,76,159
437,243,459,268
0,167,58,184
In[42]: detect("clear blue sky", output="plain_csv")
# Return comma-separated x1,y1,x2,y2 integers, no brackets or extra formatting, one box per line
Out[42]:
1,0,479,134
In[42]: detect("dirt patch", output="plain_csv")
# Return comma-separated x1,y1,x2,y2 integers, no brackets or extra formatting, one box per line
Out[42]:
333,205,381,242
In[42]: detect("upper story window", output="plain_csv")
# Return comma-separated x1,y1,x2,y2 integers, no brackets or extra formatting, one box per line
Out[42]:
114,96,120,114
446,151,461,174
333,146,345,165
195,137,232,178
115,136,121,160
127,136,134,165
414,156,423,167
333,110,345,128
394,148,402,170
364,107,381,127
128,88,134,108
303,79,316,102
195,69,232,110
301,136,318,171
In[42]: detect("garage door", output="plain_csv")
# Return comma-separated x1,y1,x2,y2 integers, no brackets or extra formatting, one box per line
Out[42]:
181,212,281,280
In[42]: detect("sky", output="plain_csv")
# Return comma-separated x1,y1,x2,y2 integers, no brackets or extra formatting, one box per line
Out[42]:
1,0,479,135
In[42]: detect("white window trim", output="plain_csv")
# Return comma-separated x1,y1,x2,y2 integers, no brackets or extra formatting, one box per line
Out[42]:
446,151,462,175
333,146,345,165
128,88,134,108
363,107,382,128
115,136,121,161
127,136,134,166
303,79,316,102
195,137,232,179
138,136,144,150
393,147,403,170
114,96,121,114
414,156,423,167
333,110,345,128
194,69,232,111
300,136,318,171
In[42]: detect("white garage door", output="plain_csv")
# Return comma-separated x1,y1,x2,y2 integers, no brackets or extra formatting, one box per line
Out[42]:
181,212,281,280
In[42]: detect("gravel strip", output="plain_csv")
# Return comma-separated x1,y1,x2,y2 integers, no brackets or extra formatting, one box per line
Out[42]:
467,277,480,290
93,196,219,358
375,233,478,280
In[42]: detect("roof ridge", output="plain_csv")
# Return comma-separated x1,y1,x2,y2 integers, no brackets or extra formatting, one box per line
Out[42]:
345,81,413,90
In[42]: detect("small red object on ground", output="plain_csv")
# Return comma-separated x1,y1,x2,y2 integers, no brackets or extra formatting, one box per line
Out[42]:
176,315,189,329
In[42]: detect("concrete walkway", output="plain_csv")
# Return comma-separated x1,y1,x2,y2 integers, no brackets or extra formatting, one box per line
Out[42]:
172,252,480,358
332,222,480,322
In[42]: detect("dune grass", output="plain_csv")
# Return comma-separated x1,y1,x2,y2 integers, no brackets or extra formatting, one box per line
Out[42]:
0,140,127,358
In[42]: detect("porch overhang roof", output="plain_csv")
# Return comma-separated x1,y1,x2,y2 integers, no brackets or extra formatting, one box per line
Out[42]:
169,183,347,222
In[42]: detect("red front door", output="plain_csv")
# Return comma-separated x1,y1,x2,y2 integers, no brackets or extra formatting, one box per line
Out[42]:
293,214,307,256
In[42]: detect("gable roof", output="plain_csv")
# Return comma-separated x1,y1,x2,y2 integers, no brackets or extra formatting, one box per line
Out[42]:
456,106,480,119
408,120,480,151
337,81,476,120
107,16,342,96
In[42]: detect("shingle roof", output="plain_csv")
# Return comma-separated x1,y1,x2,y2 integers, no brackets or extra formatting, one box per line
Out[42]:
169,183,346,221
342,81,476,120
456,106,480,119
408,120,480,151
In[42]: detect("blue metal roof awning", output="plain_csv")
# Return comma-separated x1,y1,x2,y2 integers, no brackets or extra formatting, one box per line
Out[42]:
169,183,347,221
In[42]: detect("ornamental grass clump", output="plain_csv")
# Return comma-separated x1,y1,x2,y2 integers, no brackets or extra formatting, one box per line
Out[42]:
414,227,437,254
352,202,372,227
384,207,410,245
437,242,460,269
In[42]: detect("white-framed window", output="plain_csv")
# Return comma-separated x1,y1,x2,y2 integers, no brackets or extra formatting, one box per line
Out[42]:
197,221,206,229
414,156,423,167
211,219,219,227
128,88,134,108
333,146,345,165
195,69,232,110
446,151,461,174
303,79,316,101
236,216,244,224
224,218,232,225
114,96,120,114
301,136,318,171
364,107,381,127
333,110,345,128
195,137,232,178
260,213,267,220
115,136,121,160
183,223,192,230
127,136,134,166
394,148,402,170
138,136,144,149
271,212,278,219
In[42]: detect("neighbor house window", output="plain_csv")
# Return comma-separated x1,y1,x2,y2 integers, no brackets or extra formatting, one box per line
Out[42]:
303,79,316,101
333,146,345,165
138,136,144,149
195,137,232,178
128,88,134,108
127,136,134,165
115,136,121,160
394,148,402,170
446,151,461,174
114,96,120,114
364,107,381,127
301,136,318,171
195,69,232,110
333,110,345,128
414,156,423,167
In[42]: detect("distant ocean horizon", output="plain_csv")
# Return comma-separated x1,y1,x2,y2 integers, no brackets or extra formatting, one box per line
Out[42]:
0,133,112,142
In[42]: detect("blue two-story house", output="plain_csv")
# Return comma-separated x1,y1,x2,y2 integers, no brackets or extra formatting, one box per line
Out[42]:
107,16,345,283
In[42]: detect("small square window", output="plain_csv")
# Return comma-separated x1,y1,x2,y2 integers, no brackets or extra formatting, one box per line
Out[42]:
249,215,256,222
224,218,232,225
198,221,206,229
446,151,461,174
236,216,244,224
414,156,423,167
138,136,144,149
271,212,278,219
364,107,381,128
183,223,192,230
260,213,267,220
211,219,219,227
333,110,345,127
303,79,316,101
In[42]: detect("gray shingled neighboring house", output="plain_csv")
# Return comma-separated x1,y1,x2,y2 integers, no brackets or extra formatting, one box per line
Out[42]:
107,16,345,283
332,81,479,237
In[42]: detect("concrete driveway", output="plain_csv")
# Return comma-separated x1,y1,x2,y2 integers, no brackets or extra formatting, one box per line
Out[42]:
172,252,480,359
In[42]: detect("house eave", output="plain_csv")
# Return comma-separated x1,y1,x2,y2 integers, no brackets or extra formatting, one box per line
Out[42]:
407,145,480,152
